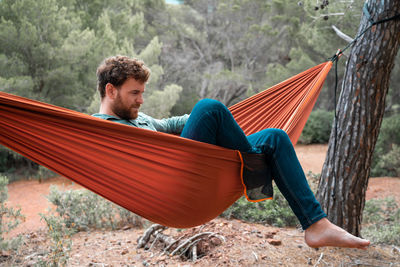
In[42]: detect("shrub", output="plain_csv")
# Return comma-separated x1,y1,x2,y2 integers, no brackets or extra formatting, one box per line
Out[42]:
46,185,145,232
34,165,57,183
0,175,24,253
371,113,400,177
221,185,298,228
0,147,9,173
0,146,39,183
373,145,400,177
361,197,400,245
221,172,319,228
298,110,334,144
38,214,75,266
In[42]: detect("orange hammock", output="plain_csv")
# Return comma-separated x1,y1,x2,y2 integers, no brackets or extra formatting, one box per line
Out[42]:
0,61,332,228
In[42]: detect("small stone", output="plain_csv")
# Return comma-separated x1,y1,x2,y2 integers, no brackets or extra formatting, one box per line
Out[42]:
158,255,167,261
215,252,222,258
0,250,11,257
267,238,282,246
211,237,222,246
121,249,129,255
29,232,37,238
265,233,274,239
122,225,132,230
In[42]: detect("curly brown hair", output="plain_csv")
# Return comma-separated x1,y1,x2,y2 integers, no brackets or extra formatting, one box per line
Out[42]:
96,56,150,98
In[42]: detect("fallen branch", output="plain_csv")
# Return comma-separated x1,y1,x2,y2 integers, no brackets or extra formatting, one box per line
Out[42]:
331,25,354,43
137,224,166,249
162,235,185,255
192,244,197,262
313,252,324,267
148,230,163,251
252,251,259,262
170,232,225,256
137,224,225,262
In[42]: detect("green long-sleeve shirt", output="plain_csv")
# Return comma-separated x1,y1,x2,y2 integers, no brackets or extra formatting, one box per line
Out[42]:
92,112,189,134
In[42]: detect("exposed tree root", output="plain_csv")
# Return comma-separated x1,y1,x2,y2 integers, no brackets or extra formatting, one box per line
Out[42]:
137,223,225,261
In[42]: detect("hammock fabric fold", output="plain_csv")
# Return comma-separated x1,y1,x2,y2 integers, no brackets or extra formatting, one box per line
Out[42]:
0,61,332,228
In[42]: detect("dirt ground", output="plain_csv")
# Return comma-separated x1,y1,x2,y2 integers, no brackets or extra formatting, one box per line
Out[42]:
4,144,400,266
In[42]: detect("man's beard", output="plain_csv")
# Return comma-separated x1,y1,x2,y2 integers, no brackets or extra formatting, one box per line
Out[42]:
112,94,140,120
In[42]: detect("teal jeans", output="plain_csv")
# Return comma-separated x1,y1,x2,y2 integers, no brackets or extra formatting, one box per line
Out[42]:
181,99,326,229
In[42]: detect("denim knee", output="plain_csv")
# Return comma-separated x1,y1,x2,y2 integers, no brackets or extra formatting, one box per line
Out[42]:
268,128,289,139
254,129,291,149
195,98,226,112
269,129,292,148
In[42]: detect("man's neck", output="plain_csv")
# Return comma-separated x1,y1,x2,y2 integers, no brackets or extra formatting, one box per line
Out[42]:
99,103,119,118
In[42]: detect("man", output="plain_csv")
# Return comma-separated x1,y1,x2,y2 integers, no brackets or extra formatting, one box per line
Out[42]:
93,55,370,249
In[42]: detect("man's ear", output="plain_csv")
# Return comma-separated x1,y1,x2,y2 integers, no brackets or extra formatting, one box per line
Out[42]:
105,83,117,99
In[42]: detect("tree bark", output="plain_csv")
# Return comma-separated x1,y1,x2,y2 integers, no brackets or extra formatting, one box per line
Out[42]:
316,0,400,236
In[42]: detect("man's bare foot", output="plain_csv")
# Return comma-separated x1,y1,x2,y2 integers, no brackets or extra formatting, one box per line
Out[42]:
304,218,370,249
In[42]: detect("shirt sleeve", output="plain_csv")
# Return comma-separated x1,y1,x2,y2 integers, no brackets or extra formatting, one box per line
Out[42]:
143,113,190,134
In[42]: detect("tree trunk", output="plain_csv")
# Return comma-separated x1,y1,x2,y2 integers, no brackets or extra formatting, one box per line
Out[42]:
316,0,400,236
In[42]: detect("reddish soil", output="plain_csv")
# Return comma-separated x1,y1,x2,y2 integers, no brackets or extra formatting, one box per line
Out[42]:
4,145,400,266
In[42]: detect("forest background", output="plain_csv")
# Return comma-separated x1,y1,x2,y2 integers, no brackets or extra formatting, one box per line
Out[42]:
0,0,399,179
0,0,400,265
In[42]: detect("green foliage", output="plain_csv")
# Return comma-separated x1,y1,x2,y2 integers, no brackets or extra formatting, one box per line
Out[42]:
0,0,97,110
265,47,315,89
46,185,144,232
374,145,400,177
221,185,298,228
1,0,399,178
38,214,74,266
298,109,334,144
0,0,170,115
34,165,57,182
221,172,320,228
161,0,294,108
0,146,10,173
0,0,397,114
0,175,24,253
0,146,30,174
371,114,400,177
141,84,183,118
86,91,101,115
1,0,183,177
38,184,146,265
265,0,365,111
361,197,400,245
132,36,186,118
0,145,51,183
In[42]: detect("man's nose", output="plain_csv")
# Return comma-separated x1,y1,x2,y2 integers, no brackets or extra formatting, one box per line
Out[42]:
137,94,144,104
